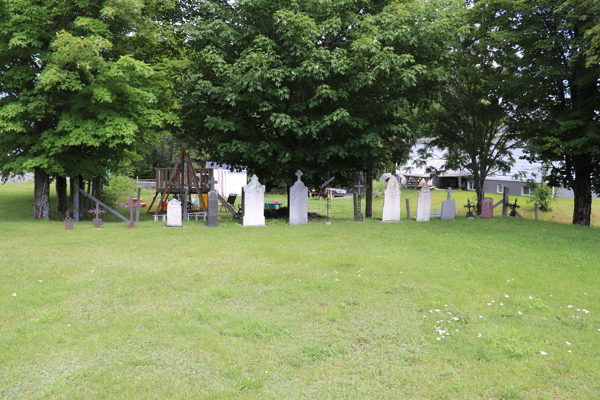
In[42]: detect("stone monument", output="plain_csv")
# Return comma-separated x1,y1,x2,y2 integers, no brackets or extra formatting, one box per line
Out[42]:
382,175,401,222
416,187,431,222
440,188,456,220
207,190,219,227
481,197,493,218
167,198,183,227
289,170,308,226
242,175,266,226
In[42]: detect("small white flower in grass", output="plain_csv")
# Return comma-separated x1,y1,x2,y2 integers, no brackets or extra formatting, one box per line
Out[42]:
487,303,492,306
452,317,459,321
335,279,339,282
584,293,588,295
477,334,482,338
568,305,573,308
568,350,572,353
39,280,43,283
583,310,589,313
68,324,71,327
517,311,523,315
444,304,448,307
565,341,572,346
12,293,17,296
577,309,580,311
479,316,484,318
437,337,441,340
455,329,459,332
540,351,548,355
435,309,440,313
529,296,533,299
492,300,496,303
505,295,509,298
500,303,504,306
447,312,452,315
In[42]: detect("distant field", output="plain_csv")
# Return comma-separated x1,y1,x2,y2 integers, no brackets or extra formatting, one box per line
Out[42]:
1,181,599,399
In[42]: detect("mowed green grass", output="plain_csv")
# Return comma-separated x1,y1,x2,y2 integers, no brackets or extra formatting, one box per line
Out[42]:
1,182,600,399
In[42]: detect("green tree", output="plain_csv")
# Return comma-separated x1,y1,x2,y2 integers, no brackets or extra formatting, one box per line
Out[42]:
0,0,180,219
416,14,521,216
474,0,600,226
178,0,454,190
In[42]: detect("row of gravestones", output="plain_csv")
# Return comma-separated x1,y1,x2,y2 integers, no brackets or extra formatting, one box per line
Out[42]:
383,177,500,222
165,171,309,228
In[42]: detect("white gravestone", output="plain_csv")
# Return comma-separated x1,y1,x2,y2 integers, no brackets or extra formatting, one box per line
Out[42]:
382,176,401,222
440,200,456,220
289,170,308,226
167,198,182,227
243,174,266,226
416,187,431,222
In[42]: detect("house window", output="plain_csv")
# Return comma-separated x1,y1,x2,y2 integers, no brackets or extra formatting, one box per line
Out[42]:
466,180,475,191
496,184,505,193
521,186,532,196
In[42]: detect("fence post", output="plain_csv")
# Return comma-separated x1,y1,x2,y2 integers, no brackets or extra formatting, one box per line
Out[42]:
405,198,412,220
535,202,540,220
502,188,509,217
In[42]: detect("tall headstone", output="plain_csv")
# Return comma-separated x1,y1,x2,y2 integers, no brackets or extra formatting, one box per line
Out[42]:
481,197,493,218
382,176,401,222
416,187,431,222
440,188,456,220
242,175,266,226
167,198,183,227
207,190,219,227
289,170,308,226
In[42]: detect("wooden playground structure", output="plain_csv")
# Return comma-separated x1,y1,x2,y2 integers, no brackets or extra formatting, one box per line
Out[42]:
147,149,239,219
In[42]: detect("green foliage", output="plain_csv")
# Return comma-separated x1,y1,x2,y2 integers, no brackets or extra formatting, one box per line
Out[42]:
473,0,600,225
100,175,146,206
0,0,182,181
416,4,521,215
178,0,455,187
522,166,558,212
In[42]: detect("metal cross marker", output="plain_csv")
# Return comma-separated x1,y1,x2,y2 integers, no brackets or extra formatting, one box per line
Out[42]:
507,197,521,217
120,196,141,228
464,199,475,218
88,202,106,228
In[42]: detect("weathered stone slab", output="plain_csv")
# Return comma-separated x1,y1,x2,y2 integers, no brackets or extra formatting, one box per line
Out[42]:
416,187,431,222
481,197,493,218
243,175,266,226
167,198,182,227
289,170,308,226
440,199,456,220
382,176,401,222
207,190,219,227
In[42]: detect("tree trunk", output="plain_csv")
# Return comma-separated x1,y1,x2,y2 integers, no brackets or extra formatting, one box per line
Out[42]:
91,176,102,200
571,170,592,226
365,170,373,218
56,176,68,213
475,179,485,216
34,167,50,220
72,177,80,222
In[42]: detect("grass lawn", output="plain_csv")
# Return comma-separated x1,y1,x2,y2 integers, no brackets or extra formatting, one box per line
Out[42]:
1,181,600,399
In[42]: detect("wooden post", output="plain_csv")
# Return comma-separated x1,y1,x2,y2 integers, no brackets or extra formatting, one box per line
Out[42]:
183,150,188,222
72,177,80,222
502,188,509,217
136,187,141,222
535,202,540,220
405,198,412,220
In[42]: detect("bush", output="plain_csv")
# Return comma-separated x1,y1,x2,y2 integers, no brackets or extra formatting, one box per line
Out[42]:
100,175,149,206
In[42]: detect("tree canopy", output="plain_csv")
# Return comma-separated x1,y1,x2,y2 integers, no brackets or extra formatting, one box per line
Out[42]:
0,0,181,217
177,0,454,187
474,0,600,226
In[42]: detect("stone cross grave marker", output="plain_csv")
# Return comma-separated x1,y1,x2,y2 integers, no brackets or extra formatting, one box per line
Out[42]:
64,210,73,230
481,197,493,218
207,178,219,227
242,174,266,226
440,188,456,220
353,174,367,222
167,198,183,227
290,170,308,226
88,202,106,229
382,175,401,222
120,196,140,228
416,187,432,222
